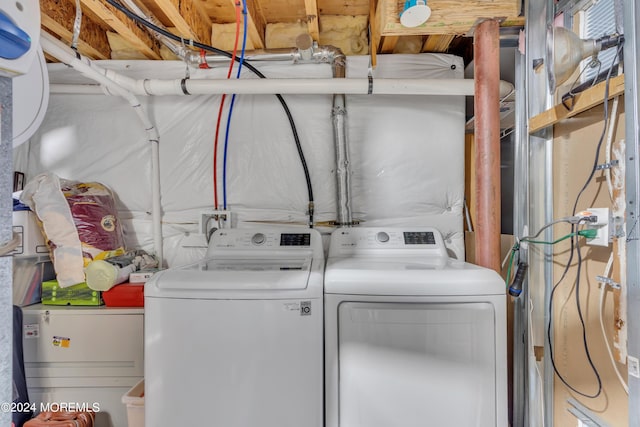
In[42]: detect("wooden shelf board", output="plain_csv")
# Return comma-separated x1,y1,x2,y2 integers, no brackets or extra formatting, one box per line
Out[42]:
529,74,625,134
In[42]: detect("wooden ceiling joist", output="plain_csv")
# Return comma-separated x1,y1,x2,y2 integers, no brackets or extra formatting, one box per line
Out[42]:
80,0,162,59
422,34,456,52
379,36,399,53
38,0,520,63
369,0,385,66
235,0,266,49
368,0,377,67
378,0,521,36
41,0,111,60
304,0,320,41
150,0,212,45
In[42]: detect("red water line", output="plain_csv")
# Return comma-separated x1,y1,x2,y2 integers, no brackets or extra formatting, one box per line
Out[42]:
213,1,242,209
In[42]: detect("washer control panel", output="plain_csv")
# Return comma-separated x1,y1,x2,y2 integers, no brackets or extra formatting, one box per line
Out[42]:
207,228,323,258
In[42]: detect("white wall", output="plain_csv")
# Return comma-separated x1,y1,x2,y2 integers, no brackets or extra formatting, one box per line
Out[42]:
14,54,466,267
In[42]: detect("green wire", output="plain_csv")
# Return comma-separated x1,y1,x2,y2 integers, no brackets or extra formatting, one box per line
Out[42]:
505,248,517,286
505,229,595,286
520,232,576,246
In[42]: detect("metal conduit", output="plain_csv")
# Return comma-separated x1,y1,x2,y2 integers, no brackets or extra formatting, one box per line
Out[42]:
327,46,353,227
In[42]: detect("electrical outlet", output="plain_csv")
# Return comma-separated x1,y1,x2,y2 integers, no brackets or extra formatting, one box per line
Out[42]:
585,207,610,246
200,210,231,235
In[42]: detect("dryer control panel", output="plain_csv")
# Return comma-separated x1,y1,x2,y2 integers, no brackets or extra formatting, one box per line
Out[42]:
328,227,449,258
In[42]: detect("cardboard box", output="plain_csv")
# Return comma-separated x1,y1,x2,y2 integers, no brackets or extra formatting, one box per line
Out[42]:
12,210,49,256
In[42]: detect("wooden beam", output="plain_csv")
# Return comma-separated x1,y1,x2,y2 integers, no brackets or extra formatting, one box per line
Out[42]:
379,0,520,36
611,114,627,363
304,0,320,41
422,34,455,52
230,0,265,49
149,0,212,45
379,36,398,53
41,0,111,60
79,0,162,59
369,0,379,67
529,74,625,133
371,0,389,58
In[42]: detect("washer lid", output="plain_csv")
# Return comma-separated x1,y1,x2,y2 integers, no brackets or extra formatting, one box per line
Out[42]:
324,258,505,296
146,257,318,298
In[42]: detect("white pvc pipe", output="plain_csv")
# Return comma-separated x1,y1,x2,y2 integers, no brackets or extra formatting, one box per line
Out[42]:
41,31,164,266
54,74,515,98
42,31,513,99
50,84,113,95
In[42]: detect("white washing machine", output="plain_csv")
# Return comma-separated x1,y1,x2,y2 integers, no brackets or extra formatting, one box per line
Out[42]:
324,227,507,427
145,227,324,427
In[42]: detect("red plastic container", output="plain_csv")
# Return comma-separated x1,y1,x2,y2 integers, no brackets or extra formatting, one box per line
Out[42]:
102,283,144,307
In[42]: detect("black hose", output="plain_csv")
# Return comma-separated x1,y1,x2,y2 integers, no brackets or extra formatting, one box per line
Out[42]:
104,0,315,228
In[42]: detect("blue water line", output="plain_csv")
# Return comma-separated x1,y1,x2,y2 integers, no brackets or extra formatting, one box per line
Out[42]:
222,0,248,210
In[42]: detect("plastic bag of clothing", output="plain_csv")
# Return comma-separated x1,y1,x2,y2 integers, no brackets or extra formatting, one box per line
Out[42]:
20,173,125,288
85,249,158,291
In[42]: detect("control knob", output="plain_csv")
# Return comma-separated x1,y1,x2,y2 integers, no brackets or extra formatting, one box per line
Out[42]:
251,233,266,245
376,231,390,243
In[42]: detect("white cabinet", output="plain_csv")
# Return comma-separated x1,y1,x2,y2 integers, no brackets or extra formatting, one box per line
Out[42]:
22,305,143,427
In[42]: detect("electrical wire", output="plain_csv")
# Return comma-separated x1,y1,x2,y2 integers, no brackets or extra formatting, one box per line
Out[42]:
545,44,623,399
104,0,315,228
547,44,622,399
518,216,582,242
546,233,602,398
505,230,596,286
222,0,248,210
506,215,596,285
505,248,517,285
571,44,622,218
604,96,621,202
213,1,242,209
520,232,579,246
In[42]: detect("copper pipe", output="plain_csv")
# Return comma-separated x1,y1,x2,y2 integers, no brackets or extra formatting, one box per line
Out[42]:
473,19,501,272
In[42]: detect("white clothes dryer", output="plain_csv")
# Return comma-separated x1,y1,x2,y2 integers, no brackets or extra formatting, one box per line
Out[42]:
324,227,507,427
145,228,324,427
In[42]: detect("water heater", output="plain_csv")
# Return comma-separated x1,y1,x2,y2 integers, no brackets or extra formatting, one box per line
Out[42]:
1,0,49,147
0,0,40,77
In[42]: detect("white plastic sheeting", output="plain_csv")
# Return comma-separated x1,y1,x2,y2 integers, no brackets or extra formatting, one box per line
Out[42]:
13,53,466,266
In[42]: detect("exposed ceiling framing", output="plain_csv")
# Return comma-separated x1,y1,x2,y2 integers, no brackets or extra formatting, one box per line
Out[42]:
40,0,524,64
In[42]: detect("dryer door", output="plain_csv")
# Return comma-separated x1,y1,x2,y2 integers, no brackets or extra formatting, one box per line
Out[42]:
337,301,498,427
